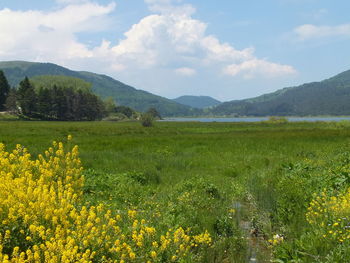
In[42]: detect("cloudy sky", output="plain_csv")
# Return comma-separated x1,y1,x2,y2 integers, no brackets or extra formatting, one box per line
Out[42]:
0,0,349,101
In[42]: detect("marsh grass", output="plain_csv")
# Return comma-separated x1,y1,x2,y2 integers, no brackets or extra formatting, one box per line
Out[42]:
1,121,349,262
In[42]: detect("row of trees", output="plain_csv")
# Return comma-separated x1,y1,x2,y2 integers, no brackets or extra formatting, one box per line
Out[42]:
0,72,105,120
0,70,162,122
0,70,10,111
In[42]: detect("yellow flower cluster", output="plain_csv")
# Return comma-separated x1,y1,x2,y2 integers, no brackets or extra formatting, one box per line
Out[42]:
268,234,284,246
0,137,211,262
307,188,350,242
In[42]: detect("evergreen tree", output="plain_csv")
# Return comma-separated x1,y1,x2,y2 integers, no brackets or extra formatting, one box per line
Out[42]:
17,77,37,117
64,87,77,120
0,70,10,111
55,87,68,120
50,85,59,119
37,87,52,119
5,88,17,113
15,76,106,121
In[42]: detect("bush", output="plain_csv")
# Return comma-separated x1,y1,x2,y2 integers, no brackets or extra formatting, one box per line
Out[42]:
146,107,161,120
103,112,128,121
141,113,154,127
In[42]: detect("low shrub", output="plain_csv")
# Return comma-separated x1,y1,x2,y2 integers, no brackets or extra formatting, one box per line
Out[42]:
141,113,154,127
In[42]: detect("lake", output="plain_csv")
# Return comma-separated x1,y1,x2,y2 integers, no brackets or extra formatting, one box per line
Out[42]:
160,117,350,122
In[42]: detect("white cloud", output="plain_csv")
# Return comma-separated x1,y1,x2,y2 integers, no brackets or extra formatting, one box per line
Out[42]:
201,35,254,62
175,67,196,76
105,12,208,69
294,23,350,41
223,59,297,78
97,0,295,79
0,2,115,62
0,0,296,98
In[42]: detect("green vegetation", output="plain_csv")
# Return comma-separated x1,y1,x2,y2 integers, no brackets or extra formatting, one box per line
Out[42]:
0,70,10,111
173,95,221,109
17,77,37,117
1,120,350,261
0,73,146,122
0,112,18,120
146,107,162,119
140,107,162,126
4,61,350,118
263,116,289,124
12,76,106,120
140,112,154,127
212,69,350,116
0,61,200,117
30,75,92,92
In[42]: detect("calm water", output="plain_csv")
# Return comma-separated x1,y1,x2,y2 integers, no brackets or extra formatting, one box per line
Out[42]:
161,117,350,122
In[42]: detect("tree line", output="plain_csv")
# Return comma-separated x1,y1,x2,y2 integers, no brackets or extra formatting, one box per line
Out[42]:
0,71,105,120
0,70,162,122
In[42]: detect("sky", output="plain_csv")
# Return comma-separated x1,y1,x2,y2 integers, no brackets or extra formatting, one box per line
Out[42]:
0,0,349,102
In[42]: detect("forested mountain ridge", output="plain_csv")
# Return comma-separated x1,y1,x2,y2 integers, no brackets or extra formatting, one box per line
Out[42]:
3,61,350,117
173,95,221,109
0,61,199,117
212,69,350,116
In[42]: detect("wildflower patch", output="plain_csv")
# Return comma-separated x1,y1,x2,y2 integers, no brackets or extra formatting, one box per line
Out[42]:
0,137,211,262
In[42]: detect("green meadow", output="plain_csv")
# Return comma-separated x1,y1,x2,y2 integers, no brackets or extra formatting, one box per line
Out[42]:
1,120,350,262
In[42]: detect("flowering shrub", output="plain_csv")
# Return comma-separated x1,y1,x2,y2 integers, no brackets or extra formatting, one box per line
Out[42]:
0,137,211,262
270,149,350,262
307,188,350,243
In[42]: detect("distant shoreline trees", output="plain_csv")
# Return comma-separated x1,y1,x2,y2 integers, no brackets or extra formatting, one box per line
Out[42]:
0,72,164,122
0,73,106,120
0,70,10,111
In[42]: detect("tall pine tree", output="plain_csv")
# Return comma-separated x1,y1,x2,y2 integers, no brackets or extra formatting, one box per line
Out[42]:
5,88,18,113
37,87,52,119
17,77,37,117
0,70,10,111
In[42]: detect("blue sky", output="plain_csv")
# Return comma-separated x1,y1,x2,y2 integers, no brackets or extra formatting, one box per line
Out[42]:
0,0,349,101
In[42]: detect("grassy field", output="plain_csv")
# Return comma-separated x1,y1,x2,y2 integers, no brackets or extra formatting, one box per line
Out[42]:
1,120,350,262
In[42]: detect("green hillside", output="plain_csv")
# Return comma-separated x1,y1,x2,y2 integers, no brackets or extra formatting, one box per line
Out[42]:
0,61,198,117
30,75,92,92
212,69,350,116
173,95,221,109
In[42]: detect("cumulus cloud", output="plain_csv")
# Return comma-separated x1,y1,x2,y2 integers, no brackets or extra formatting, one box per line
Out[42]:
175,67,196,76
97,0,295,78
0,0,296,91
294,23,350,41
0,2,115,62
224,59,296,78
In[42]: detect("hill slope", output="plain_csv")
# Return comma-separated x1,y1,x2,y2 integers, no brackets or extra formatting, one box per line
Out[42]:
173,95,221,109
212,69,350,116
0,61,198,117
30,75,92,92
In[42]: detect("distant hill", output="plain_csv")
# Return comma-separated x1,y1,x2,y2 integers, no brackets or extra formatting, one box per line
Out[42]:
212,69,350,116
0,61,199,117
30,75,92,92
173,95,221,109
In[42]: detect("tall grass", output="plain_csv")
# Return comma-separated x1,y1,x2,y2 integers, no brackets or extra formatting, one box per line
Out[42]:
0,121,349,262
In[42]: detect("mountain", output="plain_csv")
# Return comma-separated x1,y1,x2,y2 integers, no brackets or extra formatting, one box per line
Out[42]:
0,61,199,117
173,95,221,109
212,69,350,116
